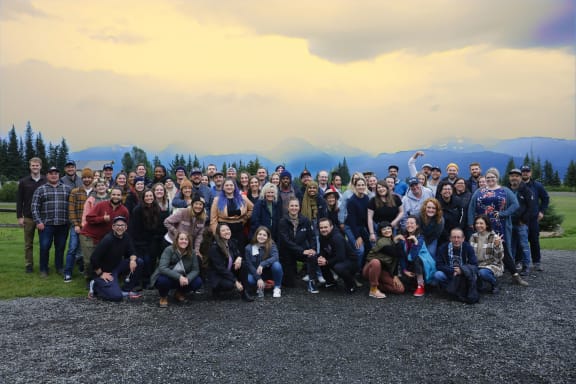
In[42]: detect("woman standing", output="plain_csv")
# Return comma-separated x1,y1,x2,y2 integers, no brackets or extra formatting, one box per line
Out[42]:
367,180,403,243
207,223,253,302
468,168,527,287
151,232,202,307
246,176,261,205
250,182,282,242
344,176,370,270
469,215,504,293
244,226,283,298
164,194,206,263
171,179,193,213
210,177,253,250
238,172,251,196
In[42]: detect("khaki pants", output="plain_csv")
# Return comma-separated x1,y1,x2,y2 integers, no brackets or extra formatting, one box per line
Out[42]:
23,217,37,267
79,234,96,279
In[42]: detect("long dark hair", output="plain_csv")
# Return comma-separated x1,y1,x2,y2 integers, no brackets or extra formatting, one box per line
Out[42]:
250,226,273,260
141,189,161,229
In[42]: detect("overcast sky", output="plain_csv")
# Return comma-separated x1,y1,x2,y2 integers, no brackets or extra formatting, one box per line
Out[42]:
0,0,574,156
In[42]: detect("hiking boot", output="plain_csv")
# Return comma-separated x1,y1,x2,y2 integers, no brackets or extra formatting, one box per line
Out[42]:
369,288,386,299
413,285,425,297
159,297,168,308
273,287,281,298
512,274,529,287
491,282,500,294
64,275,72,283
534,263,544,272
301,274,310,282
173,291,186,302
307,280,319,294
241,290,255,302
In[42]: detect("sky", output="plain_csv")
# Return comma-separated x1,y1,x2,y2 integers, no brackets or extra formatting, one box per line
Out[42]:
0,0,574,157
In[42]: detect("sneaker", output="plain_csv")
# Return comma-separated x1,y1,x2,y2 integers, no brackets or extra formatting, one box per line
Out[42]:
302,274,310,282
40,271,48,278
264,280,275,289
25,265,33,273
307,280,319,294
534,263,544,272
173,291,186,302
159,297,168,308
332,271,339,281
273,287,281,298
354,277,364,288
512,274,529,287
413,285,425,297
256,288,264,298
369,288,386,299
519,266,531,276
324,282,337,289
194,288,205,295
317,274,326,285
64,275,72,283
127,291,143,299
87,280,95,300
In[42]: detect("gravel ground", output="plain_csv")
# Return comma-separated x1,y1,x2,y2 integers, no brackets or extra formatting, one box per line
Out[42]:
1,250,574,384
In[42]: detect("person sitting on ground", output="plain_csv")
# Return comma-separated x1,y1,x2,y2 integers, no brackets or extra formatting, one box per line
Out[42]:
317,218,359,294
398,215,435,297
323,186,342,232
363,221,405,299
151,231,202,308
469,215,504,294
433,227,479,304
418,198,444,258
89,216,144,301
206,223,253,302
244,226,283,298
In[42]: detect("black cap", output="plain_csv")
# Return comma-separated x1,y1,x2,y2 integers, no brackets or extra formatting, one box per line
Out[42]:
190,167,202,175
431,165,441,172
300,169,312,179
103,163,113,170
47,166,59,173
64,159,76,167
175,166,186,173
388,165,399,171
113,216,127,224
192,194,205,205
509,168,522,175
408,177,419,185
521,165,531,172
377,221,392,231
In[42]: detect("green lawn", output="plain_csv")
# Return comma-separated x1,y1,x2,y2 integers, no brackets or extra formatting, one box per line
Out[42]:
540,192,576,250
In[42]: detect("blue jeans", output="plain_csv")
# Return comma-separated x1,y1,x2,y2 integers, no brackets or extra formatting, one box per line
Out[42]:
93,258,144,301
512,224,531,268
433,270,449,288
64,227,82,276
39,224,69,273
344,225,369,269
155,274,202,297
426,239,438,259
247,261,284,288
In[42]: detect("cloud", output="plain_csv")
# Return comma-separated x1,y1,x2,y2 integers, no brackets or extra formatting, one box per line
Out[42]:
0,0,49,20
82,28,148,45
172,0,571,62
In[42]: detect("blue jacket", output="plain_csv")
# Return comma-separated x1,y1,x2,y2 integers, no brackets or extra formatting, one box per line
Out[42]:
524,179,549,217
435,241,477,277
244,242,280,281
250,199,283,241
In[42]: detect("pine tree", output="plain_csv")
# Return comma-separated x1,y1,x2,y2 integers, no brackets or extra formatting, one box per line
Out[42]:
168,154,186,175
564,160,576,189
6,126,22,179
503,157,516,185
121,152,135,173
0,136,8,179
533,157,542,182
186,155,193,171
24,122,35,162
34,133,47,173
152,155,161,167
193,155,200,168
543,160,554,186
57,138,69,171
552,170,561,187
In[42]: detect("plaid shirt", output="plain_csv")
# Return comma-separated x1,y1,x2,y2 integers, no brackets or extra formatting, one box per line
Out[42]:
31,182,71,226
68,186,91,227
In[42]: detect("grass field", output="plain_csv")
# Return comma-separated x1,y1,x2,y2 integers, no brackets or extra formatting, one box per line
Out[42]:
0,193,574,299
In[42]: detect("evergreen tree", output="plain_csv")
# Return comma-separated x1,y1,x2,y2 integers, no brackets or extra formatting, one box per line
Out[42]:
18,137,27,176
6,126,22,179
168,154,186,175
24,122,35,162
47,143,60,168
533,157,542,182
152,155,161,167
56,138,69,171
564,160,576,189
543,160,554,186
503,157,516,185
221,162,227,173
121,152,135,173
552,170,561,187
35,133,47,173
0,138,7,179
193,155,200,168
339,157,351,185
186,155,193,171
539,203,564,231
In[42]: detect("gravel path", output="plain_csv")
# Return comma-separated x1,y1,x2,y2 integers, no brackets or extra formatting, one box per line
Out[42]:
1,250,574,383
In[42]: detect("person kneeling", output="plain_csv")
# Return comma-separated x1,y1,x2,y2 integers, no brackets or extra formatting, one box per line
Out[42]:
245,226,284,298
317,218,359,294
152,231,203,308
90,216,144,301
434,228,479,304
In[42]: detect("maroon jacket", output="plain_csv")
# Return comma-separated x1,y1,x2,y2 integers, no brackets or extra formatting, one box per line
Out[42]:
80,200,129,244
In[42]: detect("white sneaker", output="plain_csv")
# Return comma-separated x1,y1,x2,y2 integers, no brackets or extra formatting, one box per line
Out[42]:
273,287,281,298
301,274,310,282
317,275,326,285
257,288,264,298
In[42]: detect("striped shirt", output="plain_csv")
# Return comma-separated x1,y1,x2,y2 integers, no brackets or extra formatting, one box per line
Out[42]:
68,186,92,227
31,182,71,226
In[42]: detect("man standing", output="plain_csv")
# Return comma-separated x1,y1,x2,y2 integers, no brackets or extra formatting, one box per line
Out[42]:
80,187,130,281
508,168,535,275
256,167,268,188
174,166,187,189
60,159,82,189
31,166,71,277
401,177,434,228
521,165,549,271
17,157,46,273
317,218,359,293
102,163,114,189
388,165,408,196
407,150,432,178
466,162,482,193
90,216,144,301
317,170,330,196
278,170,297,215
63,168,93,282
428,165,442,196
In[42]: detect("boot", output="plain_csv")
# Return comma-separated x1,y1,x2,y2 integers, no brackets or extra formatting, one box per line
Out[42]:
159,297,168,308
512,273,529,287
241,289,254,302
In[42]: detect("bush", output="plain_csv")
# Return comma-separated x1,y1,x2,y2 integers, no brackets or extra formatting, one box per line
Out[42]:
0,181,18,202
540,203,563,231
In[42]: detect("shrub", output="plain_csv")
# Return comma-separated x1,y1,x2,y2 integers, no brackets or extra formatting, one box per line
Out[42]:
540,203,563,231
0,181,18,202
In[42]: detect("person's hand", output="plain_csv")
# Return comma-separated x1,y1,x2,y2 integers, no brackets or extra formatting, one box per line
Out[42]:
318,256,327,267
179,276,189,287
403,269,415,278
493,234,501,247
74,225,81,234
235,280,243,291
257,278,265,290
408,235,418,246
538,212,544,221
234,257,242,270
453,266,461,276
36,223,45,231
355,237,363,249
394,234,405,243
256,266,263,275
414,151,425,158
129,259,137,273
369,233,376,242
101,272,113,282
18,218,24,227
103,212,110,222
392,276,403,290
303,249,316,258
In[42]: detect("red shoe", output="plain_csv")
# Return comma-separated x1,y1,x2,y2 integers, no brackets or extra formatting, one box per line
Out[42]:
264,280,275,289
413,285,425,297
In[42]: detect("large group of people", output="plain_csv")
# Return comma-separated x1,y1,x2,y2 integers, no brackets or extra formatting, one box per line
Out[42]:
16,150,550,306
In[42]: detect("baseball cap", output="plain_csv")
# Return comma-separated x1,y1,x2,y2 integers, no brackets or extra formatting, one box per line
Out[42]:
421,163,432,170
113,216,128,224
408,177,419,186
103,163,113,170
190,167,202,175
64,159,76,167
47,166,59,173
509,168,522,175
520,165,531,172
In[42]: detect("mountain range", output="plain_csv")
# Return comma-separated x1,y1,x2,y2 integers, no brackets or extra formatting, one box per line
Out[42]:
71,137,575,180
